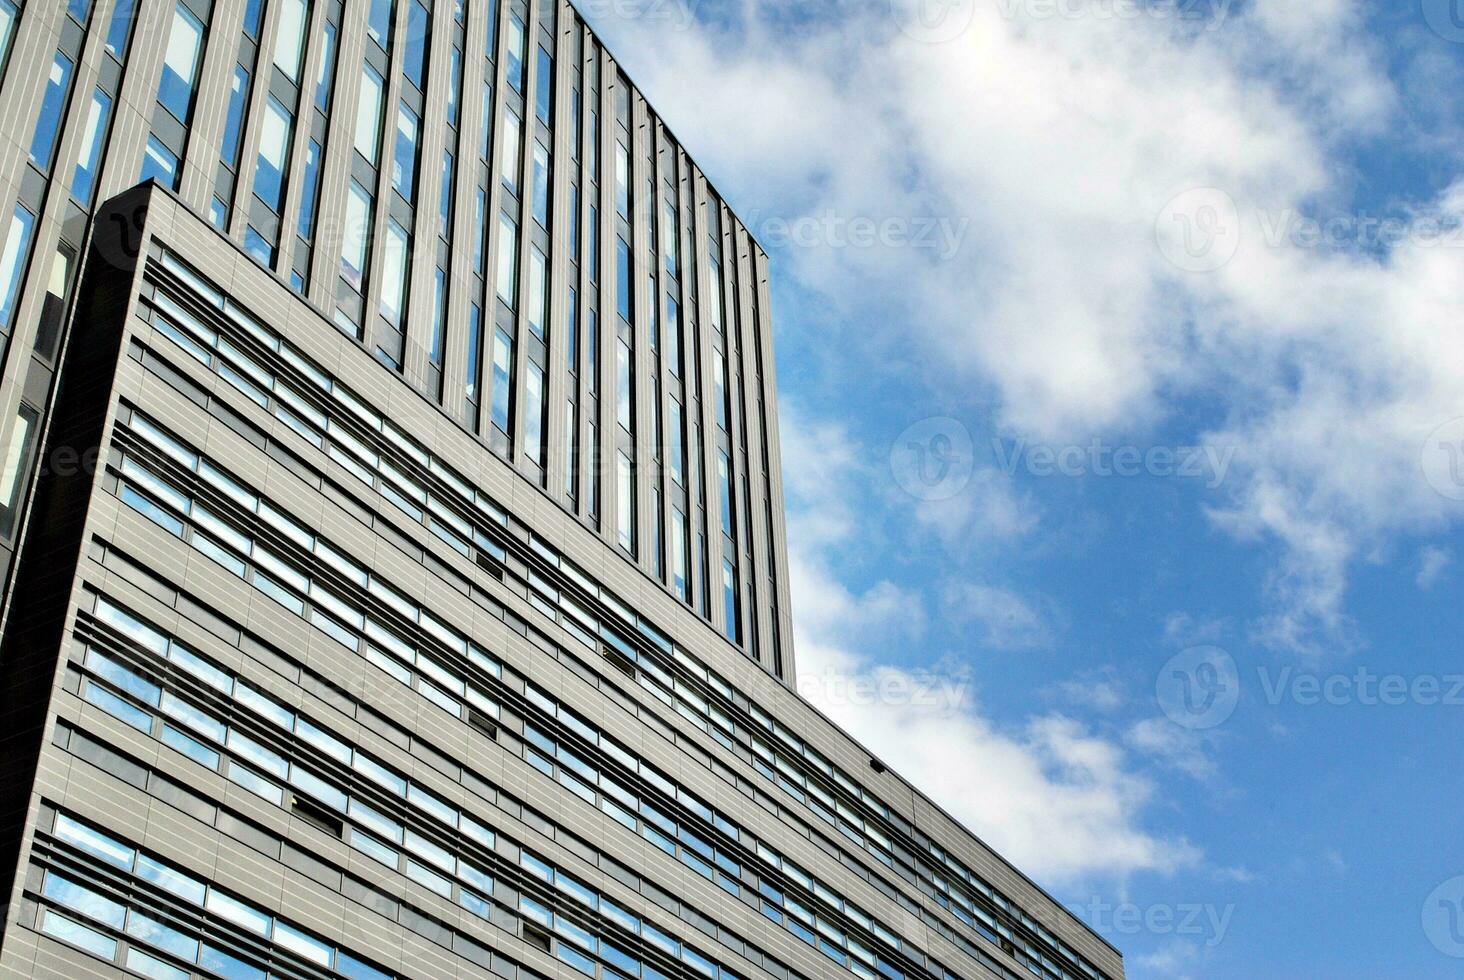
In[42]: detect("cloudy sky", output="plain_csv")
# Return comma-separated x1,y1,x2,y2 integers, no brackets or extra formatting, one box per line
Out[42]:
582,1,1464,976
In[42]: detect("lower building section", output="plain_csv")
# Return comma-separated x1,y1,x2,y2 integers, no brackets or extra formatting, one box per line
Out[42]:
0,186,1123,980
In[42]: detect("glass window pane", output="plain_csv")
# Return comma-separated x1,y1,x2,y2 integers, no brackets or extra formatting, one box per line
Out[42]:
30,52,75,170
355,65,384,165
404,0,429,89
254,97,293,212
0,402,37,537
535,45,553,123
315,20,338,110
298,139,323,239
532,141,550,227
617,452,635,553
524,363,544,465
368,0,393,50
506,15,525,91
105,0,136,57
342,181,373,289
40,910,117,960
392,102,419,201
140,134,180,189
495,213,518,308
157,3,205,123
125,948,190,980
70,88,113,204
491,328,513,435
500,110,521,194
527,246,546,338
381,220,409,325
221,64,251,166
272,0,307,80
0,204,35,333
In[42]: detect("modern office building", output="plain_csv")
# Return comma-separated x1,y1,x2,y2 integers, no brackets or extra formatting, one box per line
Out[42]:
0,2,1124,980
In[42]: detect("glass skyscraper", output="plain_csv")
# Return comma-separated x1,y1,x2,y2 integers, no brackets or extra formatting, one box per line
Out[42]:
0,3,1123,980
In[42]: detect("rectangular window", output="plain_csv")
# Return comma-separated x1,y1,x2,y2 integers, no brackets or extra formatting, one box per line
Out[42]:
587,310,600,394
524,363,545,465
588,425,601,518
666,294,681,376
221,64,251,167
381,220,410,325
616,237,632,322
255,96,293,212
430,267,447,367
588,207,600,284
33,241,76,360
342,180,373,290
589,109,599,181
315,20,338,110
404,0,430,89
566,287,579,370
355,65,385,165
157,2,205,123
479,80,494,158
104,0,135,58
535,44,553,123
615,143,629,218
532,141,550,227
718,451,734,536
473,187,487,273
647,275,659,351
465,303,482,401
506,15,526,91
723,559,740,642
273,0,307,80
617,452,635,554
672,509,688,600
564,401,578,500
500,110,521,194
0,205,35,333
242,0,264,36
393,101,420,201
447,44,462,127
30,51,75,170
616,340,632,431
491,327,514,435
369,0,394,51
439,150,455,239
669,405,684,486
568,184,580,257
70,88,113,204
496,212,519,308
243,226,274,265
664,198,680,277
297,139,323,239
527,246,547,339
139,135,179,188
0,403,38,538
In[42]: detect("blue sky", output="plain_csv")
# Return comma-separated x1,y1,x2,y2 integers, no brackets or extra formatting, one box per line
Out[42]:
582,1,1464,976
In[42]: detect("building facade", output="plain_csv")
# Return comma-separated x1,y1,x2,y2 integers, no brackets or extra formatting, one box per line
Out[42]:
0,3,1124,980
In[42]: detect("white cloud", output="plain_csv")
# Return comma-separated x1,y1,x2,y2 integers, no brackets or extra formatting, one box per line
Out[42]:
944,581,1056,651
1135,938,1203,980
1126,717,1220,782
774,411,1198,883
1417,545,1451,589
584,0,1460,657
